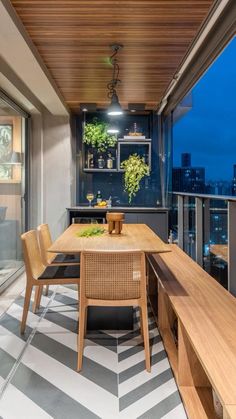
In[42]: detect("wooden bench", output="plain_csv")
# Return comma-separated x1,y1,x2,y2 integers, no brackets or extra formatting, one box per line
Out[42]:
147,244,236,419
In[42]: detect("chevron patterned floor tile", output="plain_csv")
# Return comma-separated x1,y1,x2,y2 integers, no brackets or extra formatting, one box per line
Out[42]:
0,285,187,419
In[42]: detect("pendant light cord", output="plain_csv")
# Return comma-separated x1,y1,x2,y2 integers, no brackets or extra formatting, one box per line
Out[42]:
107,45,122,98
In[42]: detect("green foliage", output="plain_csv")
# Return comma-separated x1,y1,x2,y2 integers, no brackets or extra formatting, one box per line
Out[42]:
121,154,150,203
76,226,105,238
83,118,117,152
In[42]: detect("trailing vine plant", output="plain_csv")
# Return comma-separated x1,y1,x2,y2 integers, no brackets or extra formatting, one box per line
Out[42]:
121,154,150,203
83,117,117,152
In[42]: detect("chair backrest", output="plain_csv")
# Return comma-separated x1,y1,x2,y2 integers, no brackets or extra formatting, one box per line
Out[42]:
37,224,56,265
80,250,146,301
21,230,45,280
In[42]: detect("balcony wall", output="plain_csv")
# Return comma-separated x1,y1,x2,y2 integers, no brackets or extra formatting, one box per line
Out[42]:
30,111,75,239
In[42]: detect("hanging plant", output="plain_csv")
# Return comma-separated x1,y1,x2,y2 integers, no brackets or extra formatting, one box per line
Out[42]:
83,118,117,152
121,154,150,203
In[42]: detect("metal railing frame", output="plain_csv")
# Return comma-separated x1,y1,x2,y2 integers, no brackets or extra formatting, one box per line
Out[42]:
173,192,236,295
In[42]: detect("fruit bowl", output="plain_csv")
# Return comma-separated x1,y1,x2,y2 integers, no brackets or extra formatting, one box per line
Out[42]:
94,201,107,209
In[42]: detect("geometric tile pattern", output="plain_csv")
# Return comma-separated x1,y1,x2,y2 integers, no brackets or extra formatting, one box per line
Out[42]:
0,285,187,419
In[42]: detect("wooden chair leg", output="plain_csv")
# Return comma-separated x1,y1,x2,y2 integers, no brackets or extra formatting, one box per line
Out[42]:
77,284,80,310
21,285,33,334
33,286,39,313
141,303,151,372
84,307,87,336
77,303,86,372
33,285,43,313
44,285,49,296
139,307,144,339
36,285,43,310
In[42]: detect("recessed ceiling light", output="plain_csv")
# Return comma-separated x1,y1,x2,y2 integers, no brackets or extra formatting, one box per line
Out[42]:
80,103,97,112
128,103,146,111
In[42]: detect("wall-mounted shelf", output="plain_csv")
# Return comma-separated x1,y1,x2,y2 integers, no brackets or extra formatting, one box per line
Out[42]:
83,138,152,173
83,168,118,173
118,139,152,171
118,138,152,142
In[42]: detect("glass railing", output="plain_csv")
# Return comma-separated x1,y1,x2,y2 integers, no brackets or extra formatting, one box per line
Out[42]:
170,193,236,294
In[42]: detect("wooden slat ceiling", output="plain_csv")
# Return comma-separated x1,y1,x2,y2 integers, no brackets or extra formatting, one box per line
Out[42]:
11,0,215,112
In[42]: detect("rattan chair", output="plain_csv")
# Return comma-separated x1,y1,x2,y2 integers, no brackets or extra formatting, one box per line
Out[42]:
34,224,80,310
21,230,80,334
77,250,151,372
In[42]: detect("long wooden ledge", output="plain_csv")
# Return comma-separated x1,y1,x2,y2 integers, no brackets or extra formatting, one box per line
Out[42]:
147,244,236,419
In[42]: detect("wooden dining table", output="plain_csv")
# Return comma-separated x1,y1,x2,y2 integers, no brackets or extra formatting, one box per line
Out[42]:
48,223,171,330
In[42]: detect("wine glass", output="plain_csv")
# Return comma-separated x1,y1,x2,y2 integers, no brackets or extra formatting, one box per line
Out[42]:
86,191,94,207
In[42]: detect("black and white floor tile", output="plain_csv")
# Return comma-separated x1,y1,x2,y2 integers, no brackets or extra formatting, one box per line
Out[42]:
0,285,187,419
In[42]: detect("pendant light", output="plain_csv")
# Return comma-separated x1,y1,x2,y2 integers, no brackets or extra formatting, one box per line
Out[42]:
107,123,119,134
107,44,123,116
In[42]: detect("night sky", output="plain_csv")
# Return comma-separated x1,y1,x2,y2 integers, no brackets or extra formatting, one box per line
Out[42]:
173,36,236,181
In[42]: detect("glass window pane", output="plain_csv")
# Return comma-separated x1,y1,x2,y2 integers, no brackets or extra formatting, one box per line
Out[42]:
203,199,228,289
172,36,236,195
0,98,26,289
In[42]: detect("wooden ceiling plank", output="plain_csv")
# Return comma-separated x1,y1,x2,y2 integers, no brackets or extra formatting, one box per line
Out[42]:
10,0,214,111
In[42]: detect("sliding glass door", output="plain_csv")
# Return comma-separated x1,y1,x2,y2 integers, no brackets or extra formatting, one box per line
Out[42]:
0,95,28,292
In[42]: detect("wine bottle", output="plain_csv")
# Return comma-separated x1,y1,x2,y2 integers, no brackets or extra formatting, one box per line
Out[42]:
96,190,102,204
107,153,113,169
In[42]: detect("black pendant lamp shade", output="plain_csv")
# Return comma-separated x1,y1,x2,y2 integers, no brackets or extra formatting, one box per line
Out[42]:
107,92,123,116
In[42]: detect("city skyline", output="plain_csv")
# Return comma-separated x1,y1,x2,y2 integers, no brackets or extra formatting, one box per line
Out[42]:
173,152,235,195
174,152,236,183
173,36,236,182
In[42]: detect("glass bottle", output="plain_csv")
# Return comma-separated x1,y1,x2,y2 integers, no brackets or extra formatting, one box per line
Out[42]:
107,196,112,208
96,190,102,204
98,155,105,169
89,152,94,168
87,151,91,168
107,153,113,169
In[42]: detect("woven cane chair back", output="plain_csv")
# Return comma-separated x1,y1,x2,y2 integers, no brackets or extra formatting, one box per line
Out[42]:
81,251,145,300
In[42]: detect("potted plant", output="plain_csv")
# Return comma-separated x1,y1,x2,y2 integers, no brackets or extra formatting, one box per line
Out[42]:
83,118,117,152
121,154,150,203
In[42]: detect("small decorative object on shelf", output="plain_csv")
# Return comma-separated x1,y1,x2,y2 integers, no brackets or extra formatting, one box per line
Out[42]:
98,155,105,169
107,153,113,169
106,212,125,235
107,196,112,208
87,151,94,168
129,122,142,136
124,122,145,140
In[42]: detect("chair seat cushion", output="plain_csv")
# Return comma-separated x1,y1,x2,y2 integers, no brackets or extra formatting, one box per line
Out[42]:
39,264,80,280
53,253,80,264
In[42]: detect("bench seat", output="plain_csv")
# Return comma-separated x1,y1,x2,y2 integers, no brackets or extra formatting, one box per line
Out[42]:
147,244,236,419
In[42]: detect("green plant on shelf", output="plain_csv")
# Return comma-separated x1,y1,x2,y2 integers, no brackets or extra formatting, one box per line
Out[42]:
121,154,150,203
83,118,117,152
